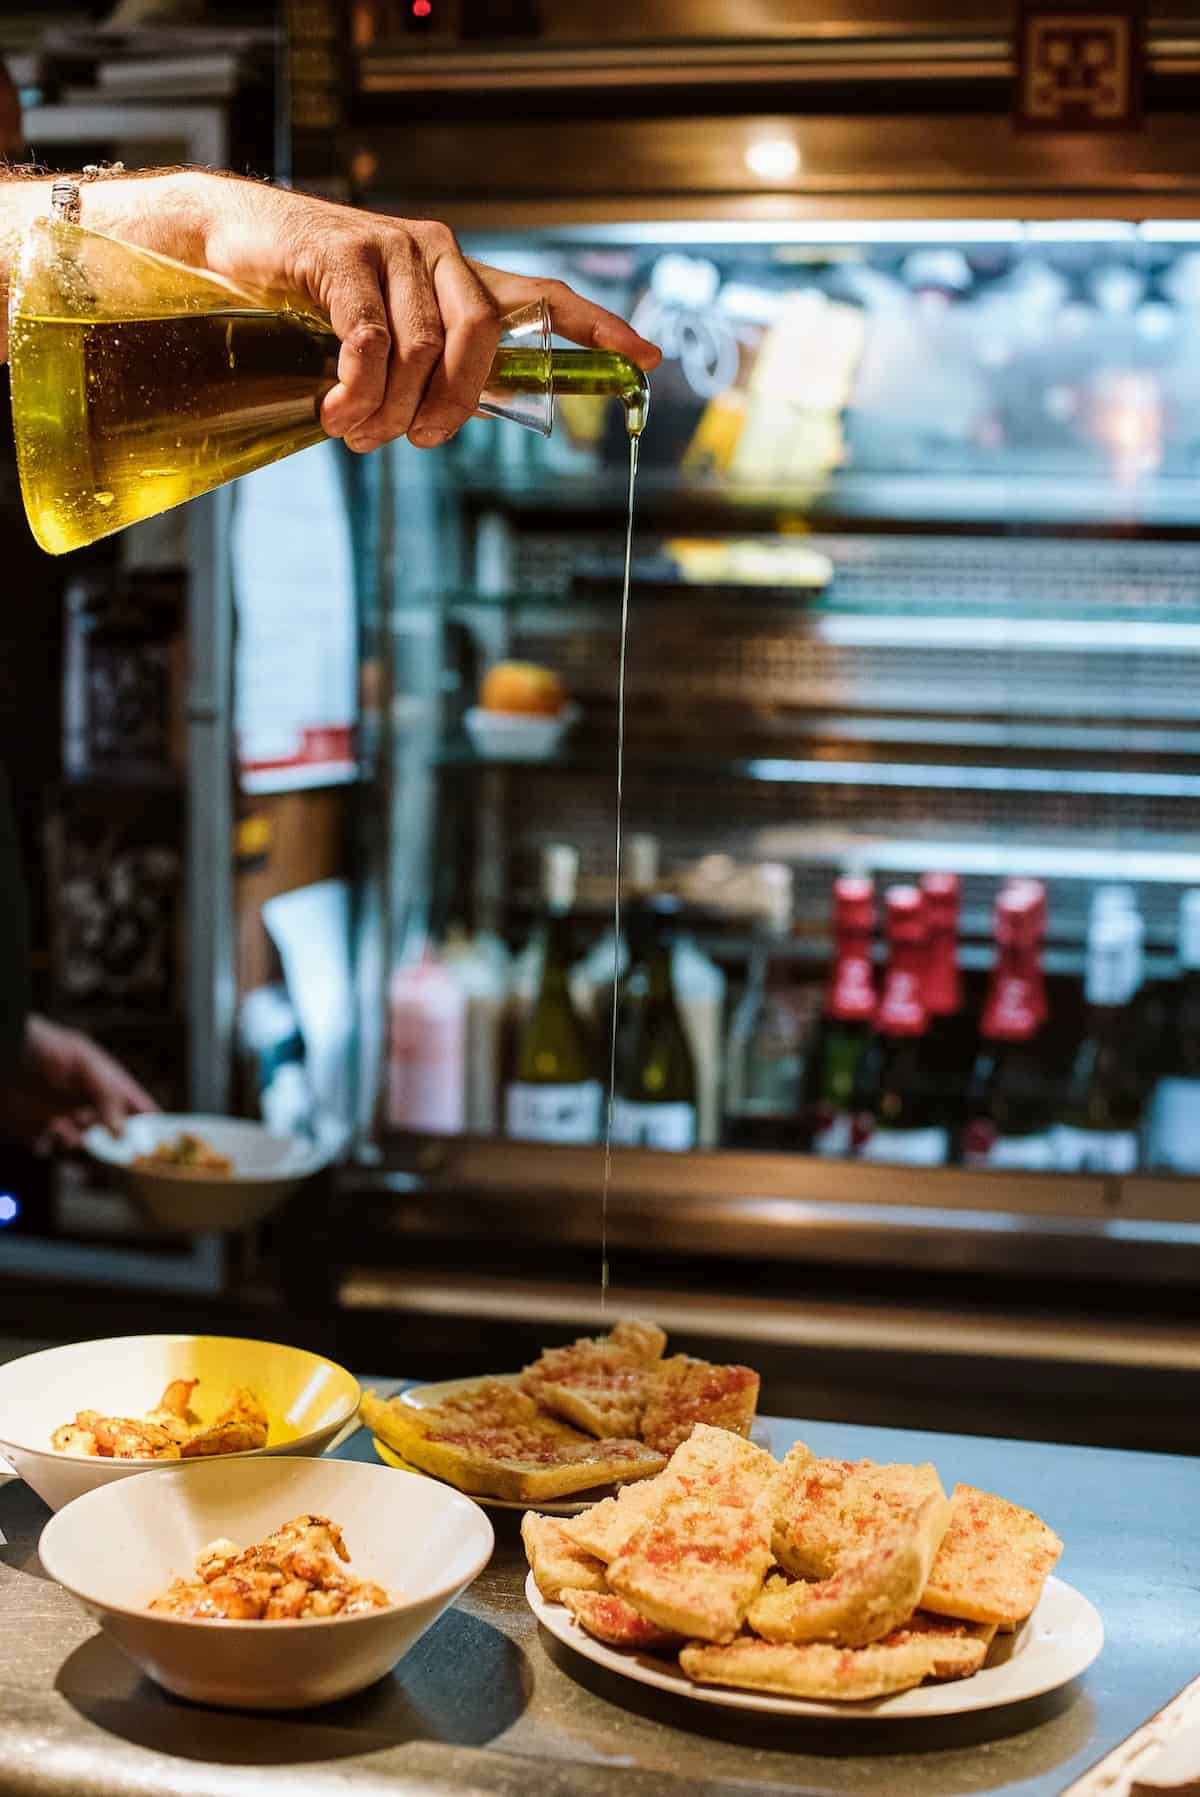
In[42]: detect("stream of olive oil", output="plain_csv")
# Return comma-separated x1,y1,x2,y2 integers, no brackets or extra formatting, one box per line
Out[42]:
600,428,641,1312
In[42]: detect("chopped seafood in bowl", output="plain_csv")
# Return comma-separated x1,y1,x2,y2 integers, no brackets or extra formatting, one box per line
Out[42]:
148,1514,393,1621
52,1381,269,1460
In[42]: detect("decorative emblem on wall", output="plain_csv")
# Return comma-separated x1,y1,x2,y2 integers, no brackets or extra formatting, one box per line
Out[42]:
1014,3,1144,130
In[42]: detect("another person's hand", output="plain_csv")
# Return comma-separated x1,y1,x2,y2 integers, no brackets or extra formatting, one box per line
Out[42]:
0,1015,157,1152
187,179,661,454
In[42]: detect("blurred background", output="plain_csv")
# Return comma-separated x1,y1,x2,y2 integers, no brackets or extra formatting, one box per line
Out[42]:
4,0,1200,1452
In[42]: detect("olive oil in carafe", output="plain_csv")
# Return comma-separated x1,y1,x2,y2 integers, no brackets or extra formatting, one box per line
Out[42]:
12,309,339,555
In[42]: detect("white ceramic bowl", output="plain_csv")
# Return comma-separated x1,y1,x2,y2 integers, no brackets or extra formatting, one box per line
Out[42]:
0,1334,361,1511
38,1455,494,1710
82,1113,333,1233
464,702,579,761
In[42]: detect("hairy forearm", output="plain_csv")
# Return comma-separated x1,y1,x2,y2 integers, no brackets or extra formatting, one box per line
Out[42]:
0,167,250,361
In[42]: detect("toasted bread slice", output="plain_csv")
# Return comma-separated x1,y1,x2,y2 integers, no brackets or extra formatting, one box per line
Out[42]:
534,1369,651,1441
521,1321,666,1438
608,1491,775,1643
521,1320,666,1397
639,1356,761,1457
603,1430,779,1643
897,1612,995,1680
521,1512,608,1601
562,1423,777,1563
360,1389,666,1503
748,1487,950,1648
770,1449,945,1581
921,1484,1062,1627
433,1380,547,1426
680,1634,938,1702
561,1588,681,1652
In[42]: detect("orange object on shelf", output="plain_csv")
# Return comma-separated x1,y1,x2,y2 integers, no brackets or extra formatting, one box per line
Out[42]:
480,662,566,717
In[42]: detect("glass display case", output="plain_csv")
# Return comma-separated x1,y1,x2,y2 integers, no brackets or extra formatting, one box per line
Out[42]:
327,212,1200,1333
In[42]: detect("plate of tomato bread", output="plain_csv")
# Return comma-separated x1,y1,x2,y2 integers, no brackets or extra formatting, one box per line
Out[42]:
521,1418,1101,1718
359,1321,762,1514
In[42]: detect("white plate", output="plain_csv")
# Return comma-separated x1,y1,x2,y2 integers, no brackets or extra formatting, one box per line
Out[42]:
526,1572,1103,1720
83,1114,333,1234
374,1375,772,1517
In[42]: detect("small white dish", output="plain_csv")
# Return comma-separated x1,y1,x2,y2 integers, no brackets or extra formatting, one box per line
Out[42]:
39,1455,493,1711
82,1113,333,1234
464,702,579,761
526,1572,1102,1720
0,1333,360,1511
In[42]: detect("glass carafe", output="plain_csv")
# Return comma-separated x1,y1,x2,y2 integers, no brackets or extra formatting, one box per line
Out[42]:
8,210,649,555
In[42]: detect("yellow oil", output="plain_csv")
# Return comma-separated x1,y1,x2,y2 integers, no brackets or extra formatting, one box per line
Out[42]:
12,309,338,554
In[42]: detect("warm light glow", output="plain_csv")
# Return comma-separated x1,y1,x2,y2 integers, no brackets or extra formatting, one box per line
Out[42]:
744,138,801,182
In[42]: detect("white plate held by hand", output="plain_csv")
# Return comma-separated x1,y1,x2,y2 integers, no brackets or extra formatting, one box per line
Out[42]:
526,1572,1102,1721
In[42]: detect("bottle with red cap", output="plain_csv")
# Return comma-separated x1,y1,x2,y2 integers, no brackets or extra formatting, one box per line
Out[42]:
920,871,968,1144
850,885,948,1165
802,875,877,1156
960,882,1054,1169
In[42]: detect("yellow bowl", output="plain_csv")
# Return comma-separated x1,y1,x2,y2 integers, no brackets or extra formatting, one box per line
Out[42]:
0,1334,360,1511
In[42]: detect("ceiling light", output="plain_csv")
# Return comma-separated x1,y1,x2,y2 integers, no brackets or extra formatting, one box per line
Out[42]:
745,138,801,182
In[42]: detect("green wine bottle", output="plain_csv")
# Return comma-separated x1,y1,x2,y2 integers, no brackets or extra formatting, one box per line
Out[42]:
611,896,698,1151
506,845,601,1144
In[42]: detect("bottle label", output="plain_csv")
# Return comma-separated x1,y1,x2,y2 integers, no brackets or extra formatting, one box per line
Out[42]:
856,1125,948,1166
829,953,875,1023
811,1110,852,1157
962,1121,1056,1170
506,1081,602,1145
1050,1125,1137,1174
981,975,1040,1042
610,1099,697,1152
876,967,927,1037
1148,1077,1200,1172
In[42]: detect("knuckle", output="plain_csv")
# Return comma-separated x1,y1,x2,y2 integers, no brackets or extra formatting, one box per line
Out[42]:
396,327,444,367
341,319,391,358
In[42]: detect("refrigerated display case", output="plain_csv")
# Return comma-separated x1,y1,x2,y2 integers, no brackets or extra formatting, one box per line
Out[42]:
317,14,1200,1430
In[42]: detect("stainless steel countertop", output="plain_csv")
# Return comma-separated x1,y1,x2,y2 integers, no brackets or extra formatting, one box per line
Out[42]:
1,1361,1197,1797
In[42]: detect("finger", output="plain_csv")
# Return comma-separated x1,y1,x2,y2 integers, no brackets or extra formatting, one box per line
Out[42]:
50,1116,83,1151
408,256,500,449
469,264,663,370
318,248,393,442
345,236,445,453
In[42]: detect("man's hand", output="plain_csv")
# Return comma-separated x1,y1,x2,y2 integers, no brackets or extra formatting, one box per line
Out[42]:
3,169,661,419
189,179,661,454
0,1016,157,1152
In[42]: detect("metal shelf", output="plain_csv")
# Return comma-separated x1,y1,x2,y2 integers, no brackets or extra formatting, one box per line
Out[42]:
455,469,1200,533
435,739,1200,803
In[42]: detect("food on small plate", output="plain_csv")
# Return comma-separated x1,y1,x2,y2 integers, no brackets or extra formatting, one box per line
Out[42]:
51,1382,269,1460
522,1426,1063,1704
364,1321,760,1506
360,1382,666,1504
148,1513,393,1621
479,660,566,717
520,1322,758,1451
639,1355,760,1457
133,1132,233,1177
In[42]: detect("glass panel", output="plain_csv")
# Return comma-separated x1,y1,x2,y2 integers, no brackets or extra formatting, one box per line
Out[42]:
369,217,1200,1189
